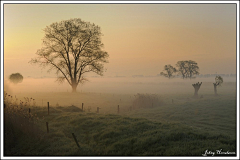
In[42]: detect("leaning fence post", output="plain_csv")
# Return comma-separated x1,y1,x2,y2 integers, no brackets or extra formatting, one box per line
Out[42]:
46,122,49,133
72,133,80,148
47,102,49,115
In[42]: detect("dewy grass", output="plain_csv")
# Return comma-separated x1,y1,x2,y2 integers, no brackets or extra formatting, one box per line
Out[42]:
3,90,236,156
4,112,236,156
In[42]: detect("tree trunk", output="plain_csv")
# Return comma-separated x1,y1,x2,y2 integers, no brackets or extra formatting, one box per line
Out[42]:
213,83,218,96
72,83,78,92
192,82,202,98
194,89,198,97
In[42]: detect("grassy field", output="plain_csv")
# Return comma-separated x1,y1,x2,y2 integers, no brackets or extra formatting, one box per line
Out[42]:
3,81,237,156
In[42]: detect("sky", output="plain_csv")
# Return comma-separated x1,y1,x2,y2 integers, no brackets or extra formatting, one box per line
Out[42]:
3,3,237,78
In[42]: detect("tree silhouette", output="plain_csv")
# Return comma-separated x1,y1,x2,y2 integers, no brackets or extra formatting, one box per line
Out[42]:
186,60,199,78
9,73,23,84
176,61,188,79
160,65,176,79
30,18,109,92
213,75,223,96
192,82,202,98
176,60,199,79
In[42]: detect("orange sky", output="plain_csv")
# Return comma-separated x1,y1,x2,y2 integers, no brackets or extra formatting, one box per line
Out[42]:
3,3,237,78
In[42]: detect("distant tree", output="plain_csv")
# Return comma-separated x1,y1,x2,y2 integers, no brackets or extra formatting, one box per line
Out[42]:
29,18,109,92
176,61,188,79
186,60,199,78
9,73,23,84
176,60,199,79
192,82,202,98
160,65,176,79
213,75,223,96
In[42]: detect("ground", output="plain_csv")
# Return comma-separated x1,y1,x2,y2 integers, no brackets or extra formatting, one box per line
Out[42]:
3,80,237,156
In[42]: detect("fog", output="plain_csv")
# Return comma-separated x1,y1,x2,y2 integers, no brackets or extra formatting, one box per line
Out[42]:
4,76,236,99
3,76,236,111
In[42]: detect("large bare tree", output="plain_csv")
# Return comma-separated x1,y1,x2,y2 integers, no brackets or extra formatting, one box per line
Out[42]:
30,18,109,92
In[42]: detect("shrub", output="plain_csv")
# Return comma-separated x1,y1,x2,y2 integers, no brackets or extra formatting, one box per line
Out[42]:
9,73,23,84
132,93,162,109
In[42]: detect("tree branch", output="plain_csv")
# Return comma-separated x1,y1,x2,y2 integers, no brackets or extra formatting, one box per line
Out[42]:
43,55,72,86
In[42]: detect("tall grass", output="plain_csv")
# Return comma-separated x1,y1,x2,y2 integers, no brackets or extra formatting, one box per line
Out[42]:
4,91,44,155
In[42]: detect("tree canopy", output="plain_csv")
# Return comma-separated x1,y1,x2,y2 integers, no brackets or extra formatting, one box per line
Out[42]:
176,60,199,79
30,18,109,92
215,75,223,86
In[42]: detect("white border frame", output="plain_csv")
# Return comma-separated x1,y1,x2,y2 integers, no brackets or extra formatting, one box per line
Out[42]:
1,1,239,160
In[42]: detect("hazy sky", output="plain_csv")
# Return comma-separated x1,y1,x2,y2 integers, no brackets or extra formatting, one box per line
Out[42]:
3,3,237,78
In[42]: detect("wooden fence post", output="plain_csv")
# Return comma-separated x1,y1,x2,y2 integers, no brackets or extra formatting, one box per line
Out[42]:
72,133,80,148
82,103,84,111
46,122,49,133
47,102,49,115
97,107,100,113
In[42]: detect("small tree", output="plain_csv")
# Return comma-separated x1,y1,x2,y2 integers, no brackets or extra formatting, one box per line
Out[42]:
9,73,23,84
213,75,223,96
160,65,176,79
30,18,109,92
192,82,202,98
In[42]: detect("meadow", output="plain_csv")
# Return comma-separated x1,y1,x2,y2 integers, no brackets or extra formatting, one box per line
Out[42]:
3,77,237,156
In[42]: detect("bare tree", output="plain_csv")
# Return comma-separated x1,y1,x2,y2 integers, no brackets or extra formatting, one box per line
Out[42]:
160,65,176,79
192,82,202,98
29,18,109,92
213,75,223,96
176,60,199,79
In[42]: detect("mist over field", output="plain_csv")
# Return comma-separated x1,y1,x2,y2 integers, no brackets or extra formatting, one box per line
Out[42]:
4,75,236,109
5,76,236,93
